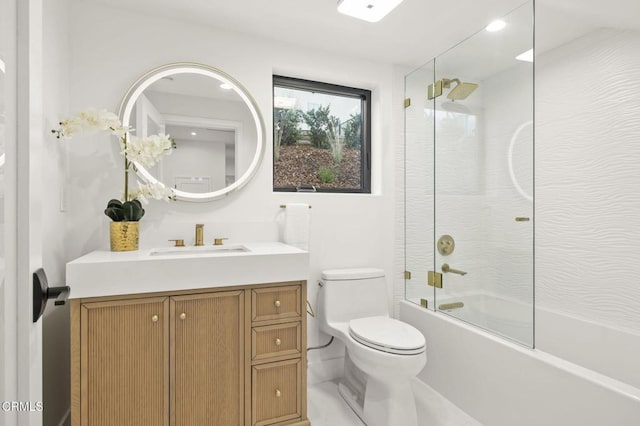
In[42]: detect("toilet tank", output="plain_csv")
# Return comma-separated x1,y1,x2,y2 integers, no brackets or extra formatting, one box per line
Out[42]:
319,268,389,325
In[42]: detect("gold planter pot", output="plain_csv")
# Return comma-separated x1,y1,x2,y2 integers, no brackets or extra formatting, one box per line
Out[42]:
110,221,140,252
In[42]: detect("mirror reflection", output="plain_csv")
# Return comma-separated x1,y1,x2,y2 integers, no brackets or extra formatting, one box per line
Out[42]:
120,63,264,202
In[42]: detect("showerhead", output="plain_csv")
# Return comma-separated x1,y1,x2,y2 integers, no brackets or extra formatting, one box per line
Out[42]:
427,77,479,101
446,78,478,101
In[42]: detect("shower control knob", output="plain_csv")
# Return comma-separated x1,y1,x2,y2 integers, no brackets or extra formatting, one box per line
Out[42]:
437,235,456,256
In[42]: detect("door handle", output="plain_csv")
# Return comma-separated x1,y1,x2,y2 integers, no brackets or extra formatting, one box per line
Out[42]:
33,268,70,323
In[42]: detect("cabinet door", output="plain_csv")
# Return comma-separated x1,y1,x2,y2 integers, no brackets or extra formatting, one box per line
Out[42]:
252,358,302,426
80,297,169,426
171,291,245,426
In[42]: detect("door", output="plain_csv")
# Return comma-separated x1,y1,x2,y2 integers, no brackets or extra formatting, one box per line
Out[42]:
80,298,170,426
0,0,14,420
432,2,534,346
404,2,534,347
170,291,245,426
1,0,47,424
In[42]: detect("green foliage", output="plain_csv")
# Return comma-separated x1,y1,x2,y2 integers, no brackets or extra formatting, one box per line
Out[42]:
274,108,302,146
303,105,332,149
343,113,362,148
104,199,145,222
318,166,336,184
274,108,302,161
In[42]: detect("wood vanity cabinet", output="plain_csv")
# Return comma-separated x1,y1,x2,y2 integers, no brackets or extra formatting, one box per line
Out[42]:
71,281,309,426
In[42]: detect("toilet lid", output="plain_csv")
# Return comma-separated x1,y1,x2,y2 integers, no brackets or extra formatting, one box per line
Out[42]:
349,316,426,355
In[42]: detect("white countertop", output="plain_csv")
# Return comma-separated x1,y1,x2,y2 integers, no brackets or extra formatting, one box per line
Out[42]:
66,242,309,299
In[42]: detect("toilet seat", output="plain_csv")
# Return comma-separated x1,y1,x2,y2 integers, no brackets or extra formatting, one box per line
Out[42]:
349,316,426,355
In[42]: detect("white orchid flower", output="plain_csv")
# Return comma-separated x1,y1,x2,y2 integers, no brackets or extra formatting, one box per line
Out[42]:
53,108,125,138
130,181,175,204
122,133,173,168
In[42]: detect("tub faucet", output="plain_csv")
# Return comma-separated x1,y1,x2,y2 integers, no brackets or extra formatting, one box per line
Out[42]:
195,224,204,246
442,263,467,276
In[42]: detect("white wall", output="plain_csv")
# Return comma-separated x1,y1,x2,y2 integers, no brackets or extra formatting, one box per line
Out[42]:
65,0,397,380
535,28,640,333
42,0,71,424
164,139,227,191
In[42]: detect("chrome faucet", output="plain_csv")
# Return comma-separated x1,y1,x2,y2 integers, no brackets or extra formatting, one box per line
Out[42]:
195,224,204,246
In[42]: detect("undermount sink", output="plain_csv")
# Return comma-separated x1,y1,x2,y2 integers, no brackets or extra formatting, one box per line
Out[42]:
149,244,250,256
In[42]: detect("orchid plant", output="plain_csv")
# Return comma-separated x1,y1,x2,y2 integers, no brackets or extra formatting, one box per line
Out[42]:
52,108,175,222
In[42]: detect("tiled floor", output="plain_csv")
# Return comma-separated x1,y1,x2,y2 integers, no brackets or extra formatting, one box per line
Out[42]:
308,381,365,426
308,379,482,426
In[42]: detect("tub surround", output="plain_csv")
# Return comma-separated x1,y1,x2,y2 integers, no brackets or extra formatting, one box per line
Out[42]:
66,241,309,299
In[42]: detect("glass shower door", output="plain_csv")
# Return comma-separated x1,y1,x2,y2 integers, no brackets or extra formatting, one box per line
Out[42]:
404,61,436,310
404,1,534,347
433,2,534,346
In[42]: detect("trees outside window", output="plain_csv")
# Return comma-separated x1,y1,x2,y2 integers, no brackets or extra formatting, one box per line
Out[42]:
273,76,371,193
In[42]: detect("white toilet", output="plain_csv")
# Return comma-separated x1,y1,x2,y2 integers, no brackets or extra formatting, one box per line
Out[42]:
318,268,427,426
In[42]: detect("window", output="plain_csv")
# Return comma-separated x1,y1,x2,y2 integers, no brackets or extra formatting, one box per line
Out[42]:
273,76,371,193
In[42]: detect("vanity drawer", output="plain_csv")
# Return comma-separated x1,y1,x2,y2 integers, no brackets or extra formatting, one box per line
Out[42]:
252,322,301,362
252,285,301,322
252,358,302,426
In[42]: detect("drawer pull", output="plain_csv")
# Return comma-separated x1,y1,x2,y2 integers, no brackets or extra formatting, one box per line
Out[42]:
275,389,281,398
179,312,186,320
151,315,159,323
274,300,281,308
275,338,282,346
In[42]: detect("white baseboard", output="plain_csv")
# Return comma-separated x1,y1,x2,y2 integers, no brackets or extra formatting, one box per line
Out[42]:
307,356,344,385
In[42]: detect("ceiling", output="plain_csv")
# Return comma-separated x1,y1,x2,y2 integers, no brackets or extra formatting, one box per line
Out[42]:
166,124,234,144
84,0,640,66
149,73,244,102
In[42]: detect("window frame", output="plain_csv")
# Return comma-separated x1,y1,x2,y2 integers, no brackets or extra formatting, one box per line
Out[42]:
272,75,372,194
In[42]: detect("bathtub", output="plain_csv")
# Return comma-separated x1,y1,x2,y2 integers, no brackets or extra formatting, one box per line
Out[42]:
427,293,534,346
400,299,640,426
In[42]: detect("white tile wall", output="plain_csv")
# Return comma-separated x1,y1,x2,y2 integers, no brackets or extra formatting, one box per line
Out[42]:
535,29,640,334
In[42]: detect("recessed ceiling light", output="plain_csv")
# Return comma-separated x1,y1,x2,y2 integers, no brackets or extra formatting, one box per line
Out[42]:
337,0,404,23
516,48,534,62
485,19,506,32
191,131,197,136
220,83,233,90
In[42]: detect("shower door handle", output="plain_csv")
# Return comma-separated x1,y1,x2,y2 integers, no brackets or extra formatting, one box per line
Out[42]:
441,264,467,276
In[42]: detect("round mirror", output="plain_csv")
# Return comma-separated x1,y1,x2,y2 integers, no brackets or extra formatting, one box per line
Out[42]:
118,62,265,202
